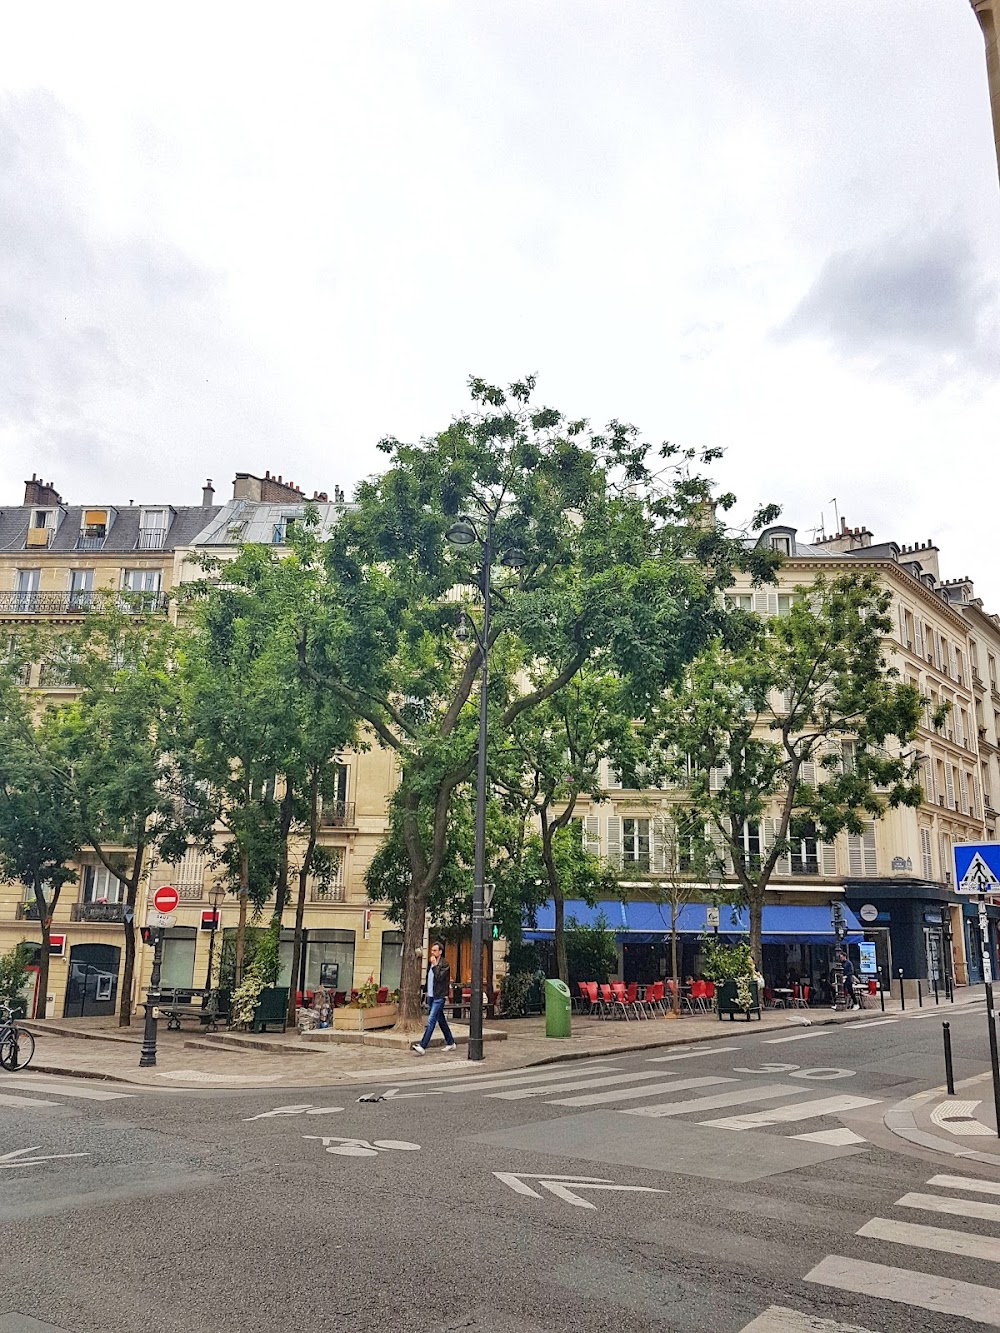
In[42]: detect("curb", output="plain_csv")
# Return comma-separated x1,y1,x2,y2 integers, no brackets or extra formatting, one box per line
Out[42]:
884,1072,1000,1169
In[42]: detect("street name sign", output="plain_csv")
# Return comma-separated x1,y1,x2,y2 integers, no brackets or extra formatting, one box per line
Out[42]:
152,884,179,913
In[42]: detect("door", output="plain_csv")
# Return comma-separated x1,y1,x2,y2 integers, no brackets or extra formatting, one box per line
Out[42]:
379,931,404,991
924,928,944,985
13,568,40,612
63,944,121,1017
68,568,94,610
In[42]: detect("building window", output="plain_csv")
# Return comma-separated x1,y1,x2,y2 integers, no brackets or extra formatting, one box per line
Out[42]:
776,594,794,616
920,827,933,880
13,568,40,612
138,509,168,550
68,569,94,610
733,821,761,874
82,863,123,904
769,535,791,555
121,569,162,610
724,594,752,611
622,818,650,871
790,822,819,875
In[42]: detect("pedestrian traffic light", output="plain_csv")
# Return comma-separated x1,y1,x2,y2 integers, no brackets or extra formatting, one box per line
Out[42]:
831,900,846,940
140,926,153,945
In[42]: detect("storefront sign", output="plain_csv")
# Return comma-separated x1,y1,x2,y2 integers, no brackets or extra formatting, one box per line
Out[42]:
858,904,879,924
924,910,943,925
858,941,878,975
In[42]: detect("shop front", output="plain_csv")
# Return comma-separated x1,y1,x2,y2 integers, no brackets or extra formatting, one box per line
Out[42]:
962,899,1000,985
844,880,982,987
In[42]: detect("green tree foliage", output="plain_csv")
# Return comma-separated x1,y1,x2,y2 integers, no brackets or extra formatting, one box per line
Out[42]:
648,572,925,966
0,943,33,1011
564,913,619,987
0,648,81,1018
322,376,774,1026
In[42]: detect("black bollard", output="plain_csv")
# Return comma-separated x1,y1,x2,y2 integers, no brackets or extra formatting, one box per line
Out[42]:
918,979,923,1008
943,1022,955,1095
933,975,939,1005
879,968,886,1013
898,969,906,1011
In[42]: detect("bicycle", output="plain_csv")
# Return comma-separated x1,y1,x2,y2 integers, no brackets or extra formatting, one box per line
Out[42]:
0,1002,35,1071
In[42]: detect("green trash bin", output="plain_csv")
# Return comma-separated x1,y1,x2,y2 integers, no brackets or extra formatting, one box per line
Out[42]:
544,978,572,1038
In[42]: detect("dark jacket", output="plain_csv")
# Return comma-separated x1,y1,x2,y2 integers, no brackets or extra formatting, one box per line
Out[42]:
428,958,451,1001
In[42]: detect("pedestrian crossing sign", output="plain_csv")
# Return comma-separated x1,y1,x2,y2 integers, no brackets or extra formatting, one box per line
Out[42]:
953,842,1000,894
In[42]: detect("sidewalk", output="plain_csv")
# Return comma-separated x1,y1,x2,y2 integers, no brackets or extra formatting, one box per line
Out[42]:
14,987,975,1091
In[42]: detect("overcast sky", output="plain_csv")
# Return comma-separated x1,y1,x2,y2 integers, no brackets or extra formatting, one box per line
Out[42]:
1,3,997,598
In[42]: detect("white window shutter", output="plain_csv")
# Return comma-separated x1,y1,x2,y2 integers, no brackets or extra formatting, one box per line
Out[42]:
945,766,955,809
897,603,906,646
652,826,667,873
956,710,964,747
920,827,933,879
948,641,957,679
602,759,622,790
709,765,726,791
801,761,816,787
926,763,937,804
862,822,877,875
820,839,837,876
915,620,925,659
847,832,863,877
960,770,969,814
606,816,622,870
583,817,601,857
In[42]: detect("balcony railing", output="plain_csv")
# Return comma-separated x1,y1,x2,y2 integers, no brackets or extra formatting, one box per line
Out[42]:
0,591,167,616
309,883,346,903
136,527,167,550
71,901,127,923
16,901,42,920
319,800,356,827
76,534,107,551
174,882,204,901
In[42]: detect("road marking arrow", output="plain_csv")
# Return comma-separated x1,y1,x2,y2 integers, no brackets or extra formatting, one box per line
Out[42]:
0,1146,90,1169
492,1171,664,1210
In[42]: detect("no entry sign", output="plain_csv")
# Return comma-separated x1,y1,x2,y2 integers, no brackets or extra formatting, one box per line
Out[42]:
152,885,179,913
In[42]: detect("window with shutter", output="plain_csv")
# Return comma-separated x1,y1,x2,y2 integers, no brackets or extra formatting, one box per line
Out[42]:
583,817,601,858
763,817,790,874
847,823,877,877
753,591,779,616
940,831,953,884
709,765,727,791
956,709,965,748
960,770,969,814
915,621,925,659
800,761,816,786
920,827,933,879
820,839,837,876
622,818,650,871
790,821,819,874
897,603,906,646
733,820,762,874
602,759,622,790
945,766,956,809
606,816,622,870
948,641,958,679
862,823,877,875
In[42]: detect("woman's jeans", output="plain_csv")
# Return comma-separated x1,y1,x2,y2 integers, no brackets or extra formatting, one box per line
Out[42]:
418,996,455,1049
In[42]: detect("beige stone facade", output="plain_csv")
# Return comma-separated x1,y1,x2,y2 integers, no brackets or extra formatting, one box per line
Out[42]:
0,471,399,1020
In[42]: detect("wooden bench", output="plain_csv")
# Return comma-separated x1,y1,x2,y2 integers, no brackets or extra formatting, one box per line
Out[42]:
157,988,230,1032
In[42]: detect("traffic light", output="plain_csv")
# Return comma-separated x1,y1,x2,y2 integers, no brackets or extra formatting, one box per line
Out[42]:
140,925,154,945
831,900,846,940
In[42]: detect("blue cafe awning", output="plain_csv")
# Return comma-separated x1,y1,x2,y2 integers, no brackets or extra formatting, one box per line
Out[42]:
523,900,862,944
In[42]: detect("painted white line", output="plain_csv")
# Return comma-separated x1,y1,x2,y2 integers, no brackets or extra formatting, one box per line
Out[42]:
844,1019,897,1029
703,1095,880,1131
428,1062,620,1094
763,1032,832,1045
647,1046,740,1063
805,1253,1000,1325
489,1071,678,1101
794,1128,867,1147
928,1173,1000,1198
897,1190,1000,1224
929,1100,992,1136
739,1305,879,1333
548,1075,732,1107
623,1083,800,1119
1,1079,134,1101
858,1216,1000,1264
0,1146,90,1169
0,1092,61,1109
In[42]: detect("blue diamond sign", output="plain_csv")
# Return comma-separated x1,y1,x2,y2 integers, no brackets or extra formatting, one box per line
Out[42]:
953,842,1000,894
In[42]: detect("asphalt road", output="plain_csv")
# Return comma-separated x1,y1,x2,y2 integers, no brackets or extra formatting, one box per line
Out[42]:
2,1000,999,1333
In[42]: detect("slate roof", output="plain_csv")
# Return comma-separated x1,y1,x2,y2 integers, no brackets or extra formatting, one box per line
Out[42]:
0,505,222,557
190,499,343,546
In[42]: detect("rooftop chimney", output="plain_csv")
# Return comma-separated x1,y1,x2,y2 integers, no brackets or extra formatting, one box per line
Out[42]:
202,479,215,506
812,517,873,552
23,474,63,508
232,471,309,503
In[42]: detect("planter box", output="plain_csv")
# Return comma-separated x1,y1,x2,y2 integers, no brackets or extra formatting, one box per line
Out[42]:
715,978,762,1021
333,1002,398,1032
251,986,289,1033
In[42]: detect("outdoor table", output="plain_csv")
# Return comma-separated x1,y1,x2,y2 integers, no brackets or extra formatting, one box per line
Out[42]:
772,987,793,1008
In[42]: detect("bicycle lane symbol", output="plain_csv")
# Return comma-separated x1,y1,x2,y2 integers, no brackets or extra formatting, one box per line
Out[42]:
304,1136,421,1158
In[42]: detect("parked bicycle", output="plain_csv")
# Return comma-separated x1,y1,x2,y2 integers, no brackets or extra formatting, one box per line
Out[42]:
0,1002,35,1071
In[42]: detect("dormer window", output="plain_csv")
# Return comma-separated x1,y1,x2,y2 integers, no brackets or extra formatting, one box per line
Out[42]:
26,509,56,547
770,535,792,556
78,510,109,550
137,509,169,550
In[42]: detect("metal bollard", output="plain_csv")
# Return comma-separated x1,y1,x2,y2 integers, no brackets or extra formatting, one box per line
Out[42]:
918,979,923,1008
943,1021,955,1096
879,968,885,1013
898,969,906,1011
933,976,939,1005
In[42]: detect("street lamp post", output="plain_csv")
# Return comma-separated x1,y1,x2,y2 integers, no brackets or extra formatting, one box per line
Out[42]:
204,884,224,991
446,512,525,1062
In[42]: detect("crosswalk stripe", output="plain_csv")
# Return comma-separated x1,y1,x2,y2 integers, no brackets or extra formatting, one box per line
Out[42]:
0,1092,60,1108
928,1172,1000,1198
623,1083,801,1120
428,1062,620,1094
647,1046,739,1063
805,1253,1000,1324
739,1306,879,1333
897,1190,1000,1224
793,1128,867,1147
546,1075,732,1107
763,1031,831,1045
703,1094,880,1130
488,1071,681,1101
858,1215,1000,1264
1,1079,134,1101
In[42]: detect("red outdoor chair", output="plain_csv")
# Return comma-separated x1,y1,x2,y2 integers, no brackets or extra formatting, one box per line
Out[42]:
703,981,716,1012
598,983,614,1019
376,987,389,1004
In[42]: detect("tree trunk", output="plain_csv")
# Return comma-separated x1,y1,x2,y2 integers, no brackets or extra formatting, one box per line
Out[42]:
396,871,429,1031
554,892,568,984
32,875,51,1020
749,891,764,970
286,771,319,1027
273,781,294,921
117,844,145,1027
670,923,680,1017
235,845,249,985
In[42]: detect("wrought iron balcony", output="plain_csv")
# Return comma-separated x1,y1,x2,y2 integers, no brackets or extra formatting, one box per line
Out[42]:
319,800,356,828
309,882,346,903
16,901,42,920
136,527,167,550
71,901,127,923
76,534,107,551
0,591,167,616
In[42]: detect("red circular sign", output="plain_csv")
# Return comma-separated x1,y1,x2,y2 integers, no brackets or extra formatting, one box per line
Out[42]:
153,885,179,913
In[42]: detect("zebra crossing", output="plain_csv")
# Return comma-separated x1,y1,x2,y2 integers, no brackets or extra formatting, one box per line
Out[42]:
0,1075,138,1111
409,1056,878,1145
743,1170,1000,1330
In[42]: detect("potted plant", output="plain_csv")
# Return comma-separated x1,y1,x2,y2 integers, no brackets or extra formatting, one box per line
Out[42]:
333,975,398,1031
701,938,762,1021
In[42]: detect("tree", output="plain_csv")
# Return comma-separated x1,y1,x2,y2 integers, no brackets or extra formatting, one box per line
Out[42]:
564,913,619,986
47,604,187,1025
0,651,82,1018
318,376,775,1028
649,572,925,967
0,943,33,1011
